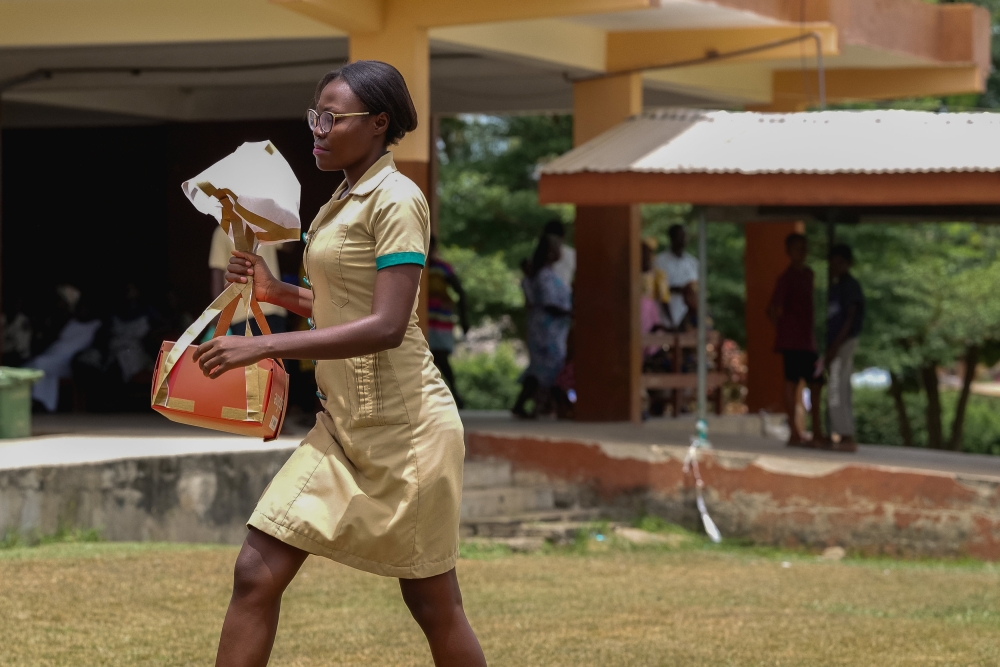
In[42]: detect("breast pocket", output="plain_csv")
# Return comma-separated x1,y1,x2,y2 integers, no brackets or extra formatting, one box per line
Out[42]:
347,351,410,428
320,222,350,308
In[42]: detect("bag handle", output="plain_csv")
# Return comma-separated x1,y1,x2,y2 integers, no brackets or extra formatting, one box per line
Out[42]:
154,214,286,409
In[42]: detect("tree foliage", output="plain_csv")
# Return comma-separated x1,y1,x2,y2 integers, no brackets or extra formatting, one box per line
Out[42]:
437,115,574,264
807,222,1000,449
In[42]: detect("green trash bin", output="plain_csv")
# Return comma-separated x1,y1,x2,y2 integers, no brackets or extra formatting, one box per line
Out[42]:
0,367,45,439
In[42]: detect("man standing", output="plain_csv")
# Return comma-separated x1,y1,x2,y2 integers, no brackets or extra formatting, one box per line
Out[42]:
767,233,824,446
655,224,699,329
825,243,865,452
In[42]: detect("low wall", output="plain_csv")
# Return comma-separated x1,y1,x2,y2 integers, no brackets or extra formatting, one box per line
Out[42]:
467,432,1000,560
0,449,293,544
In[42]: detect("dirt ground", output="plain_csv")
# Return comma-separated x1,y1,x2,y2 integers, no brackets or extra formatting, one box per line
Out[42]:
1,539,998,666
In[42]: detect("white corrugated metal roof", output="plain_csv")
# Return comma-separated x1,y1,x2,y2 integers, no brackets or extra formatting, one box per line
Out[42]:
540,109,1000,176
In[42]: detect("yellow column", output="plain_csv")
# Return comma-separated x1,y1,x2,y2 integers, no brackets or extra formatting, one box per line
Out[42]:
572,73,643,423
350,16,430,191
350,14,431,330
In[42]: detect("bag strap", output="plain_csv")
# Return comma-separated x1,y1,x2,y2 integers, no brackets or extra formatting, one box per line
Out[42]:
154,200,288,409
152,280,249,407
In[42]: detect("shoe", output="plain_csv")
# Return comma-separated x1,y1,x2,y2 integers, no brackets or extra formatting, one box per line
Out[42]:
825,437,857,453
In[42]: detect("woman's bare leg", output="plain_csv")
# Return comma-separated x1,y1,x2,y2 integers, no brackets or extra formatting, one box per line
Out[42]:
216,527,308,667
399,569,487,667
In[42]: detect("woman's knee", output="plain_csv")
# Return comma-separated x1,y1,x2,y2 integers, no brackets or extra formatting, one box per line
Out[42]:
232,548,279,602
400,572,465,629
230,529,307,603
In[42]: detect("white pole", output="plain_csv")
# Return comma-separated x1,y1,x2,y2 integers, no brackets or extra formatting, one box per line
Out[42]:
697,211,708,422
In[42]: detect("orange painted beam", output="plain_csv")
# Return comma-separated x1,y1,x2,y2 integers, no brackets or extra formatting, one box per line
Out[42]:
710,0,991,73
275,0,656,32
773,66,985,108
572,73,642,146
745,221,803,414
606,24,838,73
539,171,1000,208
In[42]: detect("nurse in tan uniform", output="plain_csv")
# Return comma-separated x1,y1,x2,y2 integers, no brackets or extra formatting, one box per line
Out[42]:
193,61,486,667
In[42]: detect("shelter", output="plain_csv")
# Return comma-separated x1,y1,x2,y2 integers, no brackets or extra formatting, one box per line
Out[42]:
539,108,1000,421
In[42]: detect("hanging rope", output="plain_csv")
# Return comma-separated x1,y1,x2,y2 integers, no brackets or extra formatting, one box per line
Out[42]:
683,418,722,543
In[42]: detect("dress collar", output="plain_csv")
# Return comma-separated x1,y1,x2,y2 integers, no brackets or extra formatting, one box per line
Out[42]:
333,151,397,200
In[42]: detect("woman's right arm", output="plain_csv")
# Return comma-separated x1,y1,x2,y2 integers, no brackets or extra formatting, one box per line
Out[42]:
225,251,313,318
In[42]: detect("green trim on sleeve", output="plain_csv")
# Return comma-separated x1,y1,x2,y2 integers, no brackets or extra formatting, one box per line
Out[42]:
376,251,426,270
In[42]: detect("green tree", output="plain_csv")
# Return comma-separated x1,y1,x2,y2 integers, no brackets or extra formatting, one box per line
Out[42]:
819,223,1000,450
437,115,573,265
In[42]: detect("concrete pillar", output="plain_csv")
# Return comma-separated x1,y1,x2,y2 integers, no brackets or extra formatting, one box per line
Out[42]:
572,74,643,423
350,20,431,330
744,221,804,414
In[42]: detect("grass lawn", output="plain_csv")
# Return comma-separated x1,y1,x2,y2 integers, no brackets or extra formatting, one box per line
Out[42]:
2,535,999,667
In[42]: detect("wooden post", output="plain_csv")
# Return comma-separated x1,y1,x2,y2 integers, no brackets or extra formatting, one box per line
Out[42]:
572,73,643,423
744,221,805,414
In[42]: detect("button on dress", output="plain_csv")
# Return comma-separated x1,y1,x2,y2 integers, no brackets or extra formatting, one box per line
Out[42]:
248,153,465,579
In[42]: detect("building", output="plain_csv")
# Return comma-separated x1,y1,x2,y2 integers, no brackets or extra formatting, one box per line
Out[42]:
0,0,992,417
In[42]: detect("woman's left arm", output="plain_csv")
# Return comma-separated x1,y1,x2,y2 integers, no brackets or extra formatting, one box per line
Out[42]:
193,264,420,379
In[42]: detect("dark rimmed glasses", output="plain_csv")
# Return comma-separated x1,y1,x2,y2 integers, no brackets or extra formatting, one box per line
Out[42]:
307,109,370,134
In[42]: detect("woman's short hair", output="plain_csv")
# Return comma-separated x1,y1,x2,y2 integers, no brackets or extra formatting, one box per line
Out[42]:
314,60,418,146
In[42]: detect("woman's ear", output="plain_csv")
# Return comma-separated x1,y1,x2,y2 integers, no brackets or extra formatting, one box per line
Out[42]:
372,112,390,139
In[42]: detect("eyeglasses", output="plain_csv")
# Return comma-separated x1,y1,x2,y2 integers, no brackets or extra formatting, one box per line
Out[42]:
307,109,370,134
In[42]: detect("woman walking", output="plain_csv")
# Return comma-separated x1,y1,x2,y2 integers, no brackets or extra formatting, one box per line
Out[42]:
193,60,486,667
511,233,573,418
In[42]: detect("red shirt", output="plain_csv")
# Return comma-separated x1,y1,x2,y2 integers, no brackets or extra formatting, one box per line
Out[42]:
770,265,815,352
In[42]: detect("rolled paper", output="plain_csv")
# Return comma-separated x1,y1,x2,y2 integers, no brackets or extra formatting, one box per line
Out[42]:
181,140,301,247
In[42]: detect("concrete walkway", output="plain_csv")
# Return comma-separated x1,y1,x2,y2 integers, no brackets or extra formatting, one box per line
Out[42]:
0,413,302,471
460,411,1000,481
4,410,1000,481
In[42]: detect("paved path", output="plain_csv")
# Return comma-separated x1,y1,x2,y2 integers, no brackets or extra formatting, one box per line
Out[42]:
461,412,1000,481
4,411,1000,481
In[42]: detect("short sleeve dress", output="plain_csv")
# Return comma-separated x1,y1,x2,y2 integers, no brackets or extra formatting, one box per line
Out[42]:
248,153,465,579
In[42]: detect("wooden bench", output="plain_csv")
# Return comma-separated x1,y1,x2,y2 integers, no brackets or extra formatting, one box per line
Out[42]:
641,330,725,416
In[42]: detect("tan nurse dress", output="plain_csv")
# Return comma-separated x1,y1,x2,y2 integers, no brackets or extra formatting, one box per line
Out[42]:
248,152,465,579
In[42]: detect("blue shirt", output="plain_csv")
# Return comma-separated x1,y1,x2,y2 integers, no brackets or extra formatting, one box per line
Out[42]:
827,273,864,346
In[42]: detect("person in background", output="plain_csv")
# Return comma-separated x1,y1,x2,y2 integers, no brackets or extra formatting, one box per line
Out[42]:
767,233,824,447
512,233,572,418
26,291,101,412
640,238,671,417
426,235,469,409
640,238,670,345
655,224,699,329
1,296,32,367
545,218,575,290
209,225,287,335
825,243,865,452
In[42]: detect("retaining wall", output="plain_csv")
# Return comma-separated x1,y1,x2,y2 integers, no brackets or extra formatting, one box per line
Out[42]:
0,449,293,544
467,432,1000,560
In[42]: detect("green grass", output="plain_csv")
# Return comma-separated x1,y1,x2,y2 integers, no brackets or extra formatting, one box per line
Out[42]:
2,536,998,666
1,525,103,550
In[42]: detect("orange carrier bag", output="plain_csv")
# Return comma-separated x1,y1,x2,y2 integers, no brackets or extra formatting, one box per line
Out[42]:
151,282,289,441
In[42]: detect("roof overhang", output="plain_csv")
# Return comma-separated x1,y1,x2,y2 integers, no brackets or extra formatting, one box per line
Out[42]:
538,109,1000,222
0,0,991,127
